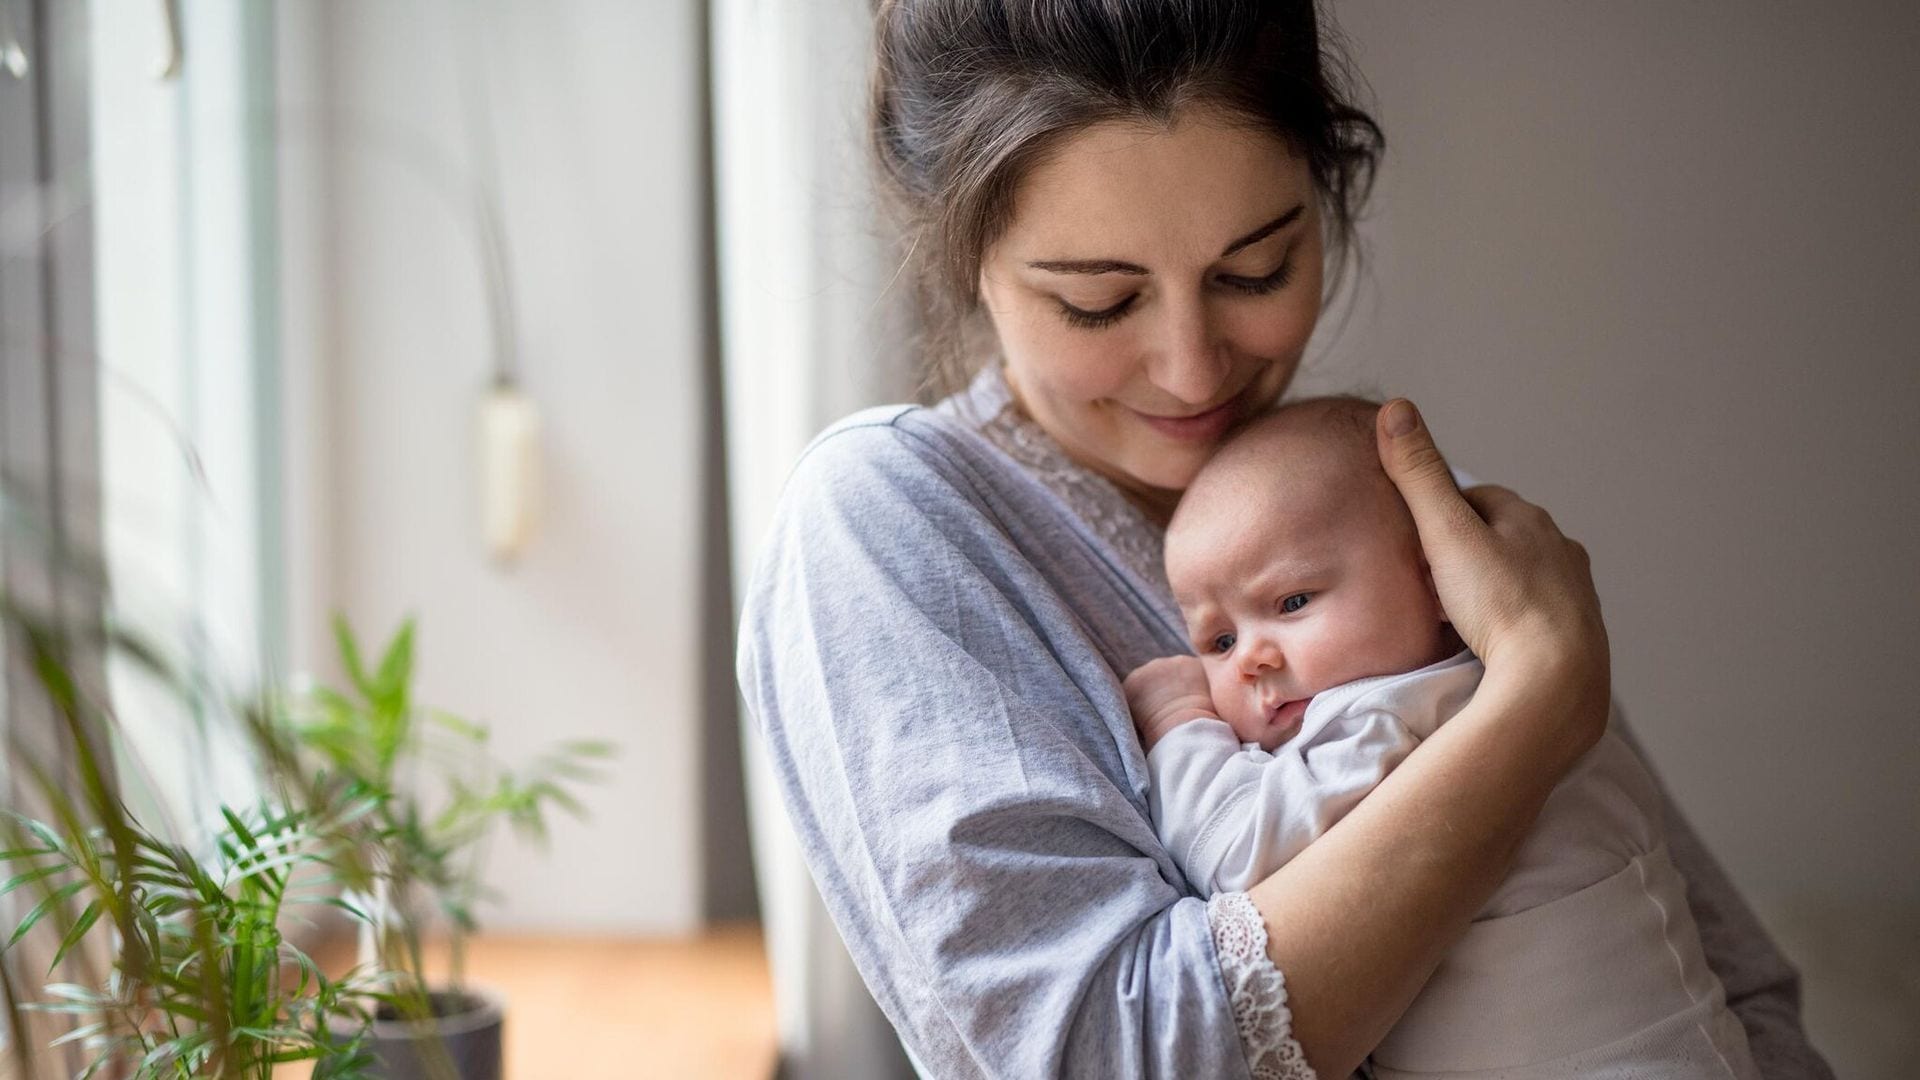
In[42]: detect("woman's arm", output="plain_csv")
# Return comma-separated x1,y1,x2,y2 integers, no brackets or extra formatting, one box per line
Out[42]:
740,417,1255,1077
1249,401,1615,1077
1251,653,1601,1075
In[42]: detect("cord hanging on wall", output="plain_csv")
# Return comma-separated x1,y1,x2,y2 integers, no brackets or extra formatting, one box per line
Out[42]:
450,2,539,565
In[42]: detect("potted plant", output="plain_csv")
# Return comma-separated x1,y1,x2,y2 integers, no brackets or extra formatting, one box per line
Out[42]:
0,593,389,1079
0,583,608,1079
285,617,610,1080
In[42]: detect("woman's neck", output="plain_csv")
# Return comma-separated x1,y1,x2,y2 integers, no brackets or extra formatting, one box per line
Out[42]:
996,365,1183,528
1115,478,1181,528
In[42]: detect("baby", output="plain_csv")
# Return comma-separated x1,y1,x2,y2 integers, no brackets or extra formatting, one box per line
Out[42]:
1126,398,1760,1079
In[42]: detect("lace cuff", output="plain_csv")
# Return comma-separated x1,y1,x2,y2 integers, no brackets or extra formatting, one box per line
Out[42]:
1207,891,1317,1080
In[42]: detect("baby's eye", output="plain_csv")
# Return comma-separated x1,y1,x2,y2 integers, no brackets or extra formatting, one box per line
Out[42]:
1280,593,1312,614
1209,632,1236,654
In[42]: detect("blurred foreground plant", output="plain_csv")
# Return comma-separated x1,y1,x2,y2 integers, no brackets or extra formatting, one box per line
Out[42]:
0,593,386,1079
0,521,610,1077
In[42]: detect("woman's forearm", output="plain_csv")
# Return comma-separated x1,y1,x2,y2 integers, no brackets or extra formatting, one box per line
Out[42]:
1247,652,1606,1077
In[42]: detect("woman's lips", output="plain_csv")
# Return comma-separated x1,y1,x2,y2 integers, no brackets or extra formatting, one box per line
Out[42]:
1132,396,1240,443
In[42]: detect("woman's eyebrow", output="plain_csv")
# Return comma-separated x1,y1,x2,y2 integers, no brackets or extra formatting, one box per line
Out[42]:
1220,205,1305,259
1025,204,1306,275
1024,257,1150,276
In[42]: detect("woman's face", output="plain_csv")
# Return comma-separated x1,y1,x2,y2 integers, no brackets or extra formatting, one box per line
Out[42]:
977,107,1325,514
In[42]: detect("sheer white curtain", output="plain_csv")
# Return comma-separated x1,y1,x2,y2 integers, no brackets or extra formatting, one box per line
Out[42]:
712,0,918,1076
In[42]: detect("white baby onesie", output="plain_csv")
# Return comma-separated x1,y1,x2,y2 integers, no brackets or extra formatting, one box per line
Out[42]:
1147,650,1761,1079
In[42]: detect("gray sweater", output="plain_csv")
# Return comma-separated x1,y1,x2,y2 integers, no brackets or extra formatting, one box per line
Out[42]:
737,374,1831,1079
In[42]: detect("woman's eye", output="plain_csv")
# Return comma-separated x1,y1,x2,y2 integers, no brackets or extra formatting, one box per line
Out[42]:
1209,632,1236,654
1279,593,1311,614
1057,295,1136,330
1219,256,1296,297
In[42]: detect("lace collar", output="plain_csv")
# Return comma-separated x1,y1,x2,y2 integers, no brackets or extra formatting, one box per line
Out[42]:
939,366,1172,597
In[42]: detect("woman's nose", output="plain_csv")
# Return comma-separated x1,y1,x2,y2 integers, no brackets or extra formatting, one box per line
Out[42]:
1147,295,1231,406
1237,634,1283,680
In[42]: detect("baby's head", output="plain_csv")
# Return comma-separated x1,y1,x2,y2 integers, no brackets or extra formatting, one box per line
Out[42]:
1166,397,1457,750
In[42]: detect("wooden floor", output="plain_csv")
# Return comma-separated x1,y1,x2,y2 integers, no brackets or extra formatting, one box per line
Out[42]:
285,925,777,1079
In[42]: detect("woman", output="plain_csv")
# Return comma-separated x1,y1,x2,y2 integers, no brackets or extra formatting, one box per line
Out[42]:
737,2,1829,1076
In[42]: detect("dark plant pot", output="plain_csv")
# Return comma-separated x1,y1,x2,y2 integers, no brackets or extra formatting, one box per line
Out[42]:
367,988,504,1080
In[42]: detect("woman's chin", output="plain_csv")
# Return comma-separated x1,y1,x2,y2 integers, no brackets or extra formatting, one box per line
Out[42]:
1118,446,1212,494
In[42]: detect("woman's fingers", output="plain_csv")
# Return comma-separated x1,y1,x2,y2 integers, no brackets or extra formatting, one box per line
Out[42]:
1460,484,1523,521
1377,400,1501,654
1375,400,1482,547
1374,399,1610,749
1375,401,1604,671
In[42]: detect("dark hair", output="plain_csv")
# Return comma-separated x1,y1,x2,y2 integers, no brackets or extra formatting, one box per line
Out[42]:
870,0,1384,398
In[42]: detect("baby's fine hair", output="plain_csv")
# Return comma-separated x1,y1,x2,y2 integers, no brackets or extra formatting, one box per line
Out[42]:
1212,394,1388,480
1267,395,1383,448
1171,394,1399,535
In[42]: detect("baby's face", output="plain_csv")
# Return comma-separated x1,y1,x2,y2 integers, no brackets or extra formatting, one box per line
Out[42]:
1167,425,1452,750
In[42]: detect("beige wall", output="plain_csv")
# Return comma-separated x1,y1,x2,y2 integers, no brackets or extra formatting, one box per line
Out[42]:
1313,4,1919,1070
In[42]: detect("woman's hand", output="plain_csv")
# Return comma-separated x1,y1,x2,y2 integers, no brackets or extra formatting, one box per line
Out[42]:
1374,400,1611,740
1123,655,1216,751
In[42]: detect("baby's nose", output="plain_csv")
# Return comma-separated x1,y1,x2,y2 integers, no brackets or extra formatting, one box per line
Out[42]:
1238,636,1283,679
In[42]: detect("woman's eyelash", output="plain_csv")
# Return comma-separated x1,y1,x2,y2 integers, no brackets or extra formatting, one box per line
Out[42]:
1221,257,1296,296
1057,296,1136,329
1054,256,1298,329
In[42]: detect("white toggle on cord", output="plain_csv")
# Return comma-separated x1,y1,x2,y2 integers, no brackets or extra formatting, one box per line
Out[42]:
154,0,183,80
480,384,541,562
0,0,29,79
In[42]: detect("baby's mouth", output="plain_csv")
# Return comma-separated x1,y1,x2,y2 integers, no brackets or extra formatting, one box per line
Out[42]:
1266,695,1311,732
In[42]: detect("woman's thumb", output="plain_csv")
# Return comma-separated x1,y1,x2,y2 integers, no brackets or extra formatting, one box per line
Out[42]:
1377,399,1475,542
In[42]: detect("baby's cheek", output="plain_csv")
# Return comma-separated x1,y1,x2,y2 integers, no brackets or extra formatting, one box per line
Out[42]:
1203,664,1235,714
1213,683,1264,744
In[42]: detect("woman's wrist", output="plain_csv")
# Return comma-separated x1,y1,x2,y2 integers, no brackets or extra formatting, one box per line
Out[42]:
1473,640,1610,767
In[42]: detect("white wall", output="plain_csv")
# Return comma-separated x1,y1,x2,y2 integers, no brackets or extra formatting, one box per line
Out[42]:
1316,4,1919,1071
285,0,706,933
